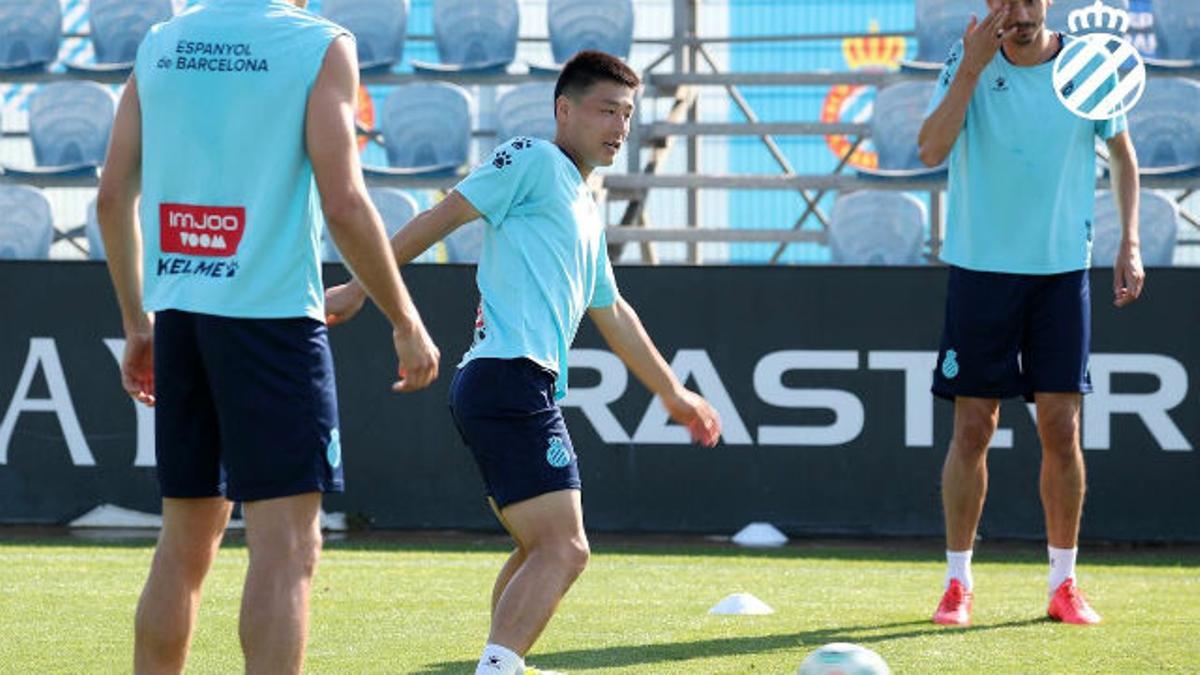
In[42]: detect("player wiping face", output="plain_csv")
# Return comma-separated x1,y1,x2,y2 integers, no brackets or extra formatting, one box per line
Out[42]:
972,0,1051,49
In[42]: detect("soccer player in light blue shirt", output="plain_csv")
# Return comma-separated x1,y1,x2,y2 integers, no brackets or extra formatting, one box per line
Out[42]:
326,51,722,675
918,0,1144,628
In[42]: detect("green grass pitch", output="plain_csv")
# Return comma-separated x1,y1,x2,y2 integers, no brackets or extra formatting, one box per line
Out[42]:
0,534,1196,673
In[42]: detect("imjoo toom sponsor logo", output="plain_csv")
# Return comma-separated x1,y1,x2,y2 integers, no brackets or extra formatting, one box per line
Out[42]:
159,203,246,257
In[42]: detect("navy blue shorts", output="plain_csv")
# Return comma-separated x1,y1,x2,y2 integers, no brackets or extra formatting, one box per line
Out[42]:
448,358,580,509
154,310,343,502
932,266,1092,402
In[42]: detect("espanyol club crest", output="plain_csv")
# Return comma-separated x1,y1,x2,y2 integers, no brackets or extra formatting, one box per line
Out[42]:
1052,0,1147,121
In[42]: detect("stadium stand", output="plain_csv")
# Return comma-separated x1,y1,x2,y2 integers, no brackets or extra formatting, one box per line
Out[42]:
4,82,116,177
444,218,485,263
1152,0,1200,62
411,0,519,75
0,0,61,73
0,184,54,259
323,188,420,263
829,191,927,265
1092,189,1179,266
66,0,173,75
1127,77,1200,176
321,0,408,74
84,198,103,260
496,82,558,142
1046,0,1129,33
901,0,986,70
859,81,945,179
527,0,633,74
363,82,474,178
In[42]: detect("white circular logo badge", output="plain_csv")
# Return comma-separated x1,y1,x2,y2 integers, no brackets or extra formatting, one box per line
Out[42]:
1051,1,1147,121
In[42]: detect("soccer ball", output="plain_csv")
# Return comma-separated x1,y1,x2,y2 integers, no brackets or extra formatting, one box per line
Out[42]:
797,642,890,675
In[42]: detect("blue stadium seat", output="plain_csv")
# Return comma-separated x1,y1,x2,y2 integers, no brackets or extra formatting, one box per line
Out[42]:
412,0,518,75
0,0,62,72
902,0,987,71
528,0,634,74
364,82,473,178
1127,77,1200,176
445,219,485,263
828,191,927,265
1150,0,1200,65
321,0,408,73
1092,189,1177,266
496,83,557,142
858,81,946,180
85,198,105,260
1046,0,1130,33
322,188,420,262
66,0,173,75
0,185,54,260
5,82,117,178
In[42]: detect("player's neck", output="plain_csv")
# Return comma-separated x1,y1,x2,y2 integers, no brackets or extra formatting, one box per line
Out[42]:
1001,30,1060,67
553,138,592,180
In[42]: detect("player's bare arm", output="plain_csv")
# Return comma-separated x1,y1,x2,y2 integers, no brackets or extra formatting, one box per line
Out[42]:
1106,130,1144,308
324,190,481,325
97,75,155,407
919,8,1009,167
308,36,439,391
588,298,721,447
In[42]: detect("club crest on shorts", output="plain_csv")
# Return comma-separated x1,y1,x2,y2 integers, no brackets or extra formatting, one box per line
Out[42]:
326,428,342,469
942,350,960,379
1051,1,1146,121
546,436,571,468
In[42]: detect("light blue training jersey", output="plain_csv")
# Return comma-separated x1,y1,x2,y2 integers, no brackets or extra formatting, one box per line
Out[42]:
454,137,620,400
135,0,348,320
928,36,1127,274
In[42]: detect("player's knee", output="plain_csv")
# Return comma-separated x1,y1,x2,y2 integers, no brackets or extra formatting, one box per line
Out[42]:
953,416,997,457
549,536,590,578
1038,413,1080,456
250,528,322,579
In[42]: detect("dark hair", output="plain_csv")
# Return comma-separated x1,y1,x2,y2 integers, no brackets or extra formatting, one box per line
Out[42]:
553,50,641,103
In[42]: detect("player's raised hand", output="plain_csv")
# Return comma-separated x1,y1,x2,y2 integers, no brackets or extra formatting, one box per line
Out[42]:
325,281,367,326
391,321,440,392
1113,241,1145,308
962,7,1009,74
665,389,722,447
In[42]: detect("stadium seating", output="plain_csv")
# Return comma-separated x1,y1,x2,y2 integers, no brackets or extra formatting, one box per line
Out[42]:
0,0,62,72
1092,189,1178,266
496,83,558,142
363,82,473,178
858,81,946,180
528,0,634,74
66,0,173,75
902,0,987,71
1127,77,1200,176
412,0,519,75
445,219,485,263
828,191,927,265
0,185,54,260
85,198,104,260
1046,0,1129,34
3,82,117,178
322,188,419,262
1150,0,1200,64
321,0,408,74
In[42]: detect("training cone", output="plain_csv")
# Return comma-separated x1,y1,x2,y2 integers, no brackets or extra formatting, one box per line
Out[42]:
732,522,788,547
709,592,774,615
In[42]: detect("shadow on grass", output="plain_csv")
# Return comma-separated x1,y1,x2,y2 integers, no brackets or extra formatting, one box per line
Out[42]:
413,617,1050,674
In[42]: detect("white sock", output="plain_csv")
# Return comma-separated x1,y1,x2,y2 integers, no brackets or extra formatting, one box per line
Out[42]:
476,643,523,675
1048,546,1078,593
946,550,974,590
